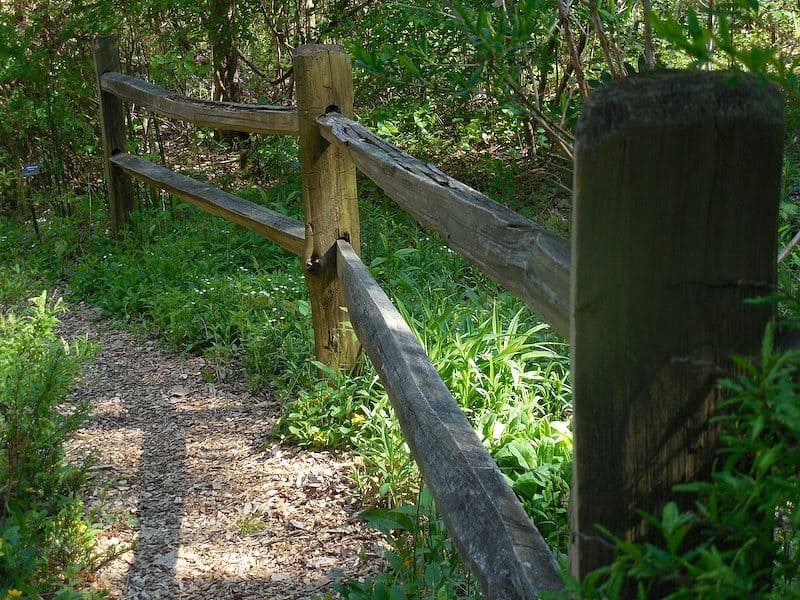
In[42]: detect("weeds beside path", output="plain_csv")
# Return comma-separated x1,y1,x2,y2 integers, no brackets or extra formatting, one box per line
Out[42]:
60,301,379,599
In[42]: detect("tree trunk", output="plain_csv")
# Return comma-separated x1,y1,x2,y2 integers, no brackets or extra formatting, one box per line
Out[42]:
642,0,655,70
209,0,240,103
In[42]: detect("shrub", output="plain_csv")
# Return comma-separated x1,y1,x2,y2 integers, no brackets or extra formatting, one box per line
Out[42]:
0,293,99,598
331,487,482,600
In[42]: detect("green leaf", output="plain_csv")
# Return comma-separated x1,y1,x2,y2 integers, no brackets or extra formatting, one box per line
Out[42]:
753,445,781,478
360,508,416,532
397,54,421,78
687,11,703,40
496,438,538,471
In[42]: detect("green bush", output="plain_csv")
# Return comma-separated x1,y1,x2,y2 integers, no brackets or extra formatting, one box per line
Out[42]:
0,293,98,598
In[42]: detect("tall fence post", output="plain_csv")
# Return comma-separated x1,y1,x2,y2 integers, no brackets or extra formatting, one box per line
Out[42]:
92,35,134,237
569,71,783,579
293,44,361,371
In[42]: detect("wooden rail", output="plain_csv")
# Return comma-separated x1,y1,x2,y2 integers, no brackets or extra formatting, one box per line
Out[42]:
337,239,563,598
100,72,299,135
94,37,566,598
94,36,784,600
109,153,305,255
319,113,571,338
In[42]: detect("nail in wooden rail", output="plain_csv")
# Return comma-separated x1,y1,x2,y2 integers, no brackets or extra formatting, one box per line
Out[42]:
569,71,783,580
93,35,134,236
293,44,361,371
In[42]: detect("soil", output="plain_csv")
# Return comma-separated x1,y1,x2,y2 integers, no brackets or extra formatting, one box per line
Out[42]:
60,302,382,599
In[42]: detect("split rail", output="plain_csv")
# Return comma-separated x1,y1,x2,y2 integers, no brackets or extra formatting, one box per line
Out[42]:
93,35,784,599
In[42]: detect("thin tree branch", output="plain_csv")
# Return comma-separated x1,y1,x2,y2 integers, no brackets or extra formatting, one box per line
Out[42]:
558,0,589,98
779,231,800,263
585,0,621,78
313,0,376,43
642,0,655,69
236,48,294,85
555,32,588,101
501,73,575,159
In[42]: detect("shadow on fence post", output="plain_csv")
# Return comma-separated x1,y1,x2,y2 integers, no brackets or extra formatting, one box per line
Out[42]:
293,44,361,372
569,71,784,581
93,35,134,237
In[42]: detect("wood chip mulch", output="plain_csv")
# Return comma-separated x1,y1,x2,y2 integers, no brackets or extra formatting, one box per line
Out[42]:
60,302,382,599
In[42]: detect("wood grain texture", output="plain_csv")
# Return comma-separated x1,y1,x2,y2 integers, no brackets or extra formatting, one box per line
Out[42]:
93,36,134,236
110,153,305,255
318,112,571,338
100,72,299,135
294,44,361,370
569,71,783,579
336,239,564,599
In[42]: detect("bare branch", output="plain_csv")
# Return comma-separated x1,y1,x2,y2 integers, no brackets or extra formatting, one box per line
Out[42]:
585,0,622,78
237,48,295,86
558,0,590,98
779,231,800,263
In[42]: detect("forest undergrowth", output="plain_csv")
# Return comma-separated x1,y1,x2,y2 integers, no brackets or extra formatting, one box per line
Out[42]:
1,0,800,592
0,133,576,596
1,108,799,596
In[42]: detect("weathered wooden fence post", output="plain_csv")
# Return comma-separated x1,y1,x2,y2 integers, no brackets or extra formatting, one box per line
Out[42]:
92,35,134,237
293,44,361,371
569,71,783,579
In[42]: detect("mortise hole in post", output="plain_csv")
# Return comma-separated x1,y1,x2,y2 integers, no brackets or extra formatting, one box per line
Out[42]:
325,104,340,114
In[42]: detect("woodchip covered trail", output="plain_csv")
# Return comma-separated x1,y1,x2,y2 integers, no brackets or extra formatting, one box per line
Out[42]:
61,302,379,599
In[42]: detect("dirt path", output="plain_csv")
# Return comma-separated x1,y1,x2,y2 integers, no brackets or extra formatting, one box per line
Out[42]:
61,302,380,599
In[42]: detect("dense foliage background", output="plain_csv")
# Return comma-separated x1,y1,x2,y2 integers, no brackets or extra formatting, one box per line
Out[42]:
1,0,799,596
2,0,798,203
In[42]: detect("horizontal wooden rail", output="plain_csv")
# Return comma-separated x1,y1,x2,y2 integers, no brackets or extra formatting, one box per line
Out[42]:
336,239,564,599
320,113,571,338
109,153,305,255
100,72,299,135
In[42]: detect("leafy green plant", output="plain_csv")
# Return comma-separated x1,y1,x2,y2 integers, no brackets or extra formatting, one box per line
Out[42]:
494,419,572,554
2,163,575,596
650,0,800,98
0,264,37,309
331,487,481,600
273,362,372,449
0,293,100,597
237,515,267,537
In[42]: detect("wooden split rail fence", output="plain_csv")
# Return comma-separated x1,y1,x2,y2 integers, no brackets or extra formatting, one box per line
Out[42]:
93,35,784,599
